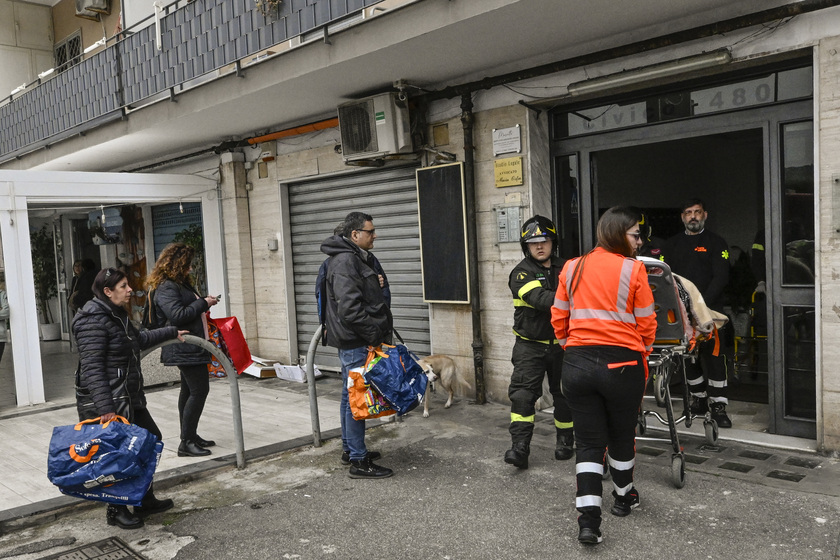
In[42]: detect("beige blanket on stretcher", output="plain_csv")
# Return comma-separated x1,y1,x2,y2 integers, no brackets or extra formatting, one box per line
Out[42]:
673,273,728,334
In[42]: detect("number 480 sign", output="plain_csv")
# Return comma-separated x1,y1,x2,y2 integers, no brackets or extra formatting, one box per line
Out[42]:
692,76,776,115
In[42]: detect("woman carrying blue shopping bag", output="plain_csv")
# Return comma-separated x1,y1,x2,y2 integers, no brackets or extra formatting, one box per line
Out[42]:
72,267,187,529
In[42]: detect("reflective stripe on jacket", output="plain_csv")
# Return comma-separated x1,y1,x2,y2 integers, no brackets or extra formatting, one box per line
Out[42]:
551,247,656,355
509,255,565,343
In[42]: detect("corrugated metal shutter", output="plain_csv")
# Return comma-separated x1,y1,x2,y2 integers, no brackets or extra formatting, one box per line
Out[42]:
289,166,430,370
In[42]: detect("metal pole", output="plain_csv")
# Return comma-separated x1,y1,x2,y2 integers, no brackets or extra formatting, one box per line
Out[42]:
460,92,486,404
305,325,324,447
142,334,246,468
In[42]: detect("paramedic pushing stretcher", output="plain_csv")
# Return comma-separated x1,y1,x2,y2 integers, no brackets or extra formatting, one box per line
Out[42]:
663,198,732,428
504,216,574,470
551,206,657,545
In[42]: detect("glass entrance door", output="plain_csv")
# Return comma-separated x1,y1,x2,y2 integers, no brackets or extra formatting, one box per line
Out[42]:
552,100,815,438
771,120,816,437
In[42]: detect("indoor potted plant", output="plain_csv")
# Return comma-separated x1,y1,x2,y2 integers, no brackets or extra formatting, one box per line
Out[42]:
31,224,60,340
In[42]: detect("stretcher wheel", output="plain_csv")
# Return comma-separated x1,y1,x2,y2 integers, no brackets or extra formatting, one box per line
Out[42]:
704,419,719,445
653,369,667,407
637,410,646,435
670,453,686,488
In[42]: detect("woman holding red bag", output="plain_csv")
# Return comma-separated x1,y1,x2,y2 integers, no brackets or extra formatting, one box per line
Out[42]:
147,243,220,458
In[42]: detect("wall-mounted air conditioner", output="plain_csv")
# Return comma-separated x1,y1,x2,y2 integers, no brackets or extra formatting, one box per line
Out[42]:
76,0,110,19
338,93,412,162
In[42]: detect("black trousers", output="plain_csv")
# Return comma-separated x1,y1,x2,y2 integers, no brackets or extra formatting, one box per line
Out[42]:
562,345,646,530
178,364,210,440
133,406,162,440
507,338,572,443
685,338,728,404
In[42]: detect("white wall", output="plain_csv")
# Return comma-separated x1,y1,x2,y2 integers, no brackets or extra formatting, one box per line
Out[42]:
0,0,53,98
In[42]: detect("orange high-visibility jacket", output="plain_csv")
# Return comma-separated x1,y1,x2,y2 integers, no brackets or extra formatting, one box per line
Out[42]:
551,247,657,355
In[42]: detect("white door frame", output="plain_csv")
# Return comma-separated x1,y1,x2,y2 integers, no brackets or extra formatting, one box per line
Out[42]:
0,170,224,407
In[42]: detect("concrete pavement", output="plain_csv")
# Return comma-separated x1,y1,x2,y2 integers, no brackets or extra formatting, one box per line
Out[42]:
0,374,838,559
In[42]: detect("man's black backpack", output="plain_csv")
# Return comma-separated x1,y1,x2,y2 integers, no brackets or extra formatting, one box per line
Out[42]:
141,288,158,330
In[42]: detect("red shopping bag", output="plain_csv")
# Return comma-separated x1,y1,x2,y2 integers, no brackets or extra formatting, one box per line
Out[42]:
207,316,254,375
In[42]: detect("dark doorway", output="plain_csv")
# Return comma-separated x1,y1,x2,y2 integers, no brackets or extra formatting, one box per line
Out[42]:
590,129,767,405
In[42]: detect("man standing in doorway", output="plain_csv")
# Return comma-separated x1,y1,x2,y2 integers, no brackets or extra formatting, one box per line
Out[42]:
320,212,394,478
664,198,732,428
504,215,574,469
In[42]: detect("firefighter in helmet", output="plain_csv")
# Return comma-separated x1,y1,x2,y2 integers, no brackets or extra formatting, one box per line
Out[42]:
504,215,574,469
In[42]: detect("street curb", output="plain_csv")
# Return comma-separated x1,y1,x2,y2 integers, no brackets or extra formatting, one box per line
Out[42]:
0,426,344,535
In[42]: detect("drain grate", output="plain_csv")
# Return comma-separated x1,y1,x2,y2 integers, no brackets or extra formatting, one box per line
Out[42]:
637,446,666,457
738,450,773,461
684,454,709,465
784,456,821,469
38,537,146,560
766,469,807,482
718,461,755,473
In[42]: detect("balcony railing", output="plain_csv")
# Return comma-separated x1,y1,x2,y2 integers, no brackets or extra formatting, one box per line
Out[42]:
0,0,383,162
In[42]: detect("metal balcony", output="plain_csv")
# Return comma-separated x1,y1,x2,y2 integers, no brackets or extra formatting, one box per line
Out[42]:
0,0,383,162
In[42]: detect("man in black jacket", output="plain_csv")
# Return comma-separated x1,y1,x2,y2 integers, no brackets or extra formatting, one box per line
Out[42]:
320,212,393,479
663,198,732,428
504,215,573,470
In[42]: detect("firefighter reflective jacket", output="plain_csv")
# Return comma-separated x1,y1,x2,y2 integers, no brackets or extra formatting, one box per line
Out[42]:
551,247,657,355
509,255,565,343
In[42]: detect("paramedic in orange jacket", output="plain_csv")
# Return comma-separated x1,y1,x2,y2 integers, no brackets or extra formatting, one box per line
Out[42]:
551,206,657,546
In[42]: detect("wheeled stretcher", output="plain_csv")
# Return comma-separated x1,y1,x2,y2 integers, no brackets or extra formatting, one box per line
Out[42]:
636,258,724,488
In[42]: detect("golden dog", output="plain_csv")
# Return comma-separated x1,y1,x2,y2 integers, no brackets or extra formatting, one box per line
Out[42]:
417,354,471,418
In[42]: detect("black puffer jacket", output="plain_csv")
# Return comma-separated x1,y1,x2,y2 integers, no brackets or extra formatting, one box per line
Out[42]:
154,278,211,366
320,235,392,349
72,297,178,421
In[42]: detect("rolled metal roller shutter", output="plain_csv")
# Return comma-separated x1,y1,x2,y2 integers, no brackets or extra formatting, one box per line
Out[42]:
288,166,430,370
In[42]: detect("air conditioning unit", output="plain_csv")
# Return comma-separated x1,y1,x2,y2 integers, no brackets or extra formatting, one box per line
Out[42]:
76,0,109,17
338,93,412,161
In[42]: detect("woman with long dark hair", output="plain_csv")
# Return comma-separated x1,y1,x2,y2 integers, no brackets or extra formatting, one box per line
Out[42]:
73,268,185,529
147,243,219,458
551,206,657,545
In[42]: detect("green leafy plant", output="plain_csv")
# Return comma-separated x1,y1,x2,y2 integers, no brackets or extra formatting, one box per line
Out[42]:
31,224,58,324
172,224,207,295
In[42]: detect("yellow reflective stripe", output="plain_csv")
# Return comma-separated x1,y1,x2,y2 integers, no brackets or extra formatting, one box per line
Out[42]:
554,420,573,429
513,298,534,308
752,243,764,251
513,329,560,344
511,413,535,423
518,280,543,300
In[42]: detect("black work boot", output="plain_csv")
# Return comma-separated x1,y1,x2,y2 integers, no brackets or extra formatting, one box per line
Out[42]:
710,402,732,428
348,457,393,479
134,484,174,517
555,430,574,461
106,505,144,530
504,441,530,470
610,487,640,517
690,396,709,415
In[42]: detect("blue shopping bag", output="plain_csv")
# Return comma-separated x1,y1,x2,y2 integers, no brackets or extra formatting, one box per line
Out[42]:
363,344,428,416
47,416,163,506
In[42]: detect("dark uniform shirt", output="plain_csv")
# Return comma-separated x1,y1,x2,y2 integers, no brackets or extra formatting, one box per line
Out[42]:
663,229,730,311
509,255,565,342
